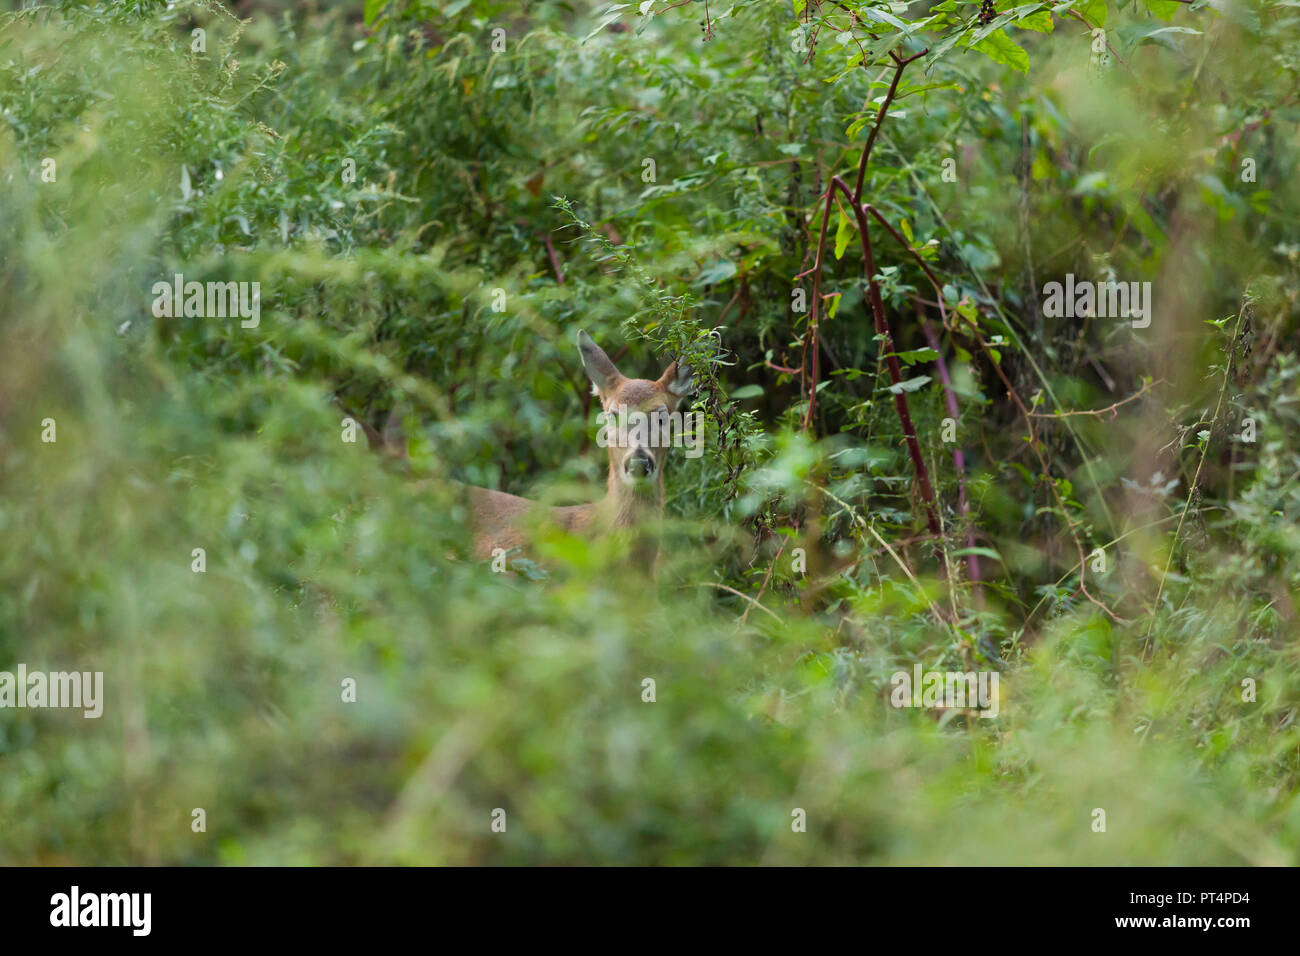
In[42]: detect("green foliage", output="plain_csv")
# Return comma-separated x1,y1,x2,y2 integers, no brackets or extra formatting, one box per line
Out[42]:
0,0,1297,863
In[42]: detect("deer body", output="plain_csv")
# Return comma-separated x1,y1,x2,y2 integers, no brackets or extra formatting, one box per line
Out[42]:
463,478,650,558
463,486,600,558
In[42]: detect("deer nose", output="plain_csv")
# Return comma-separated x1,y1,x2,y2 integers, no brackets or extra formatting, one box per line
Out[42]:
624,449,655,478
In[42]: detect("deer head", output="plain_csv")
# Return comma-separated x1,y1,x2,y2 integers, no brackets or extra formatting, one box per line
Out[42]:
577,329,695,523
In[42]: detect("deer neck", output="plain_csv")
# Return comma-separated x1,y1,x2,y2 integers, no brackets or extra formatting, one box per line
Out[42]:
601,468,664,530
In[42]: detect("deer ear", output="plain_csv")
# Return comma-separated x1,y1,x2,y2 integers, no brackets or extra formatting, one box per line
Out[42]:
658,359,695,400
577,330,625,393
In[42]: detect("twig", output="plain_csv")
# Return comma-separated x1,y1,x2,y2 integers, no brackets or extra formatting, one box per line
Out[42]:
765,358,803,376
741,537,788,626
852,48,926,202
691,582,782,622
1022,507,1221,630
1028,379,1165,419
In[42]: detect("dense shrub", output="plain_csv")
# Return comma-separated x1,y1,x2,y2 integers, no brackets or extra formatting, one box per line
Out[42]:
0,0,1296,863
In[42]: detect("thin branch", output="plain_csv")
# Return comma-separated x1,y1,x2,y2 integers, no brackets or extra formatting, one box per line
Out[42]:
852,50,925,203
691,582,782,622
741,537,788,626
765,358,803,376
1028,379,1165,419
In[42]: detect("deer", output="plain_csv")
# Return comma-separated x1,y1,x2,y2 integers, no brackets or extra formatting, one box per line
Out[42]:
352,330,696,561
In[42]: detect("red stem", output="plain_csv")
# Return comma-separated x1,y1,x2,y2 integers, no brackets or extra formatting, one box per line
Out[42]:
830,176,941,539
797,47,942,547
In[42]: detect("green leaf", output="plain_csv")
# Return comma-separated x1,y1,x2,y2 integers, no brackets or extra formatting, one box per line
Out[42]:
952,547,1003,561
1139,0,1181,20
583,4,632,44
924,27,967,73
845,113,871,140
883,375,932,395
860,6,912,35
1077,0,1107,27
1205,0,1261,33
696,259,737,286
885,347,939,365
1135,26,1202,49
834,207,854,261
973,29,1030,74
1014,10,1054,32
636,1,655,33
